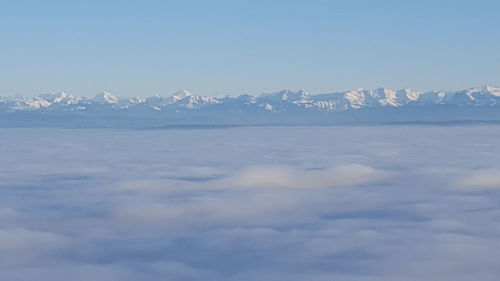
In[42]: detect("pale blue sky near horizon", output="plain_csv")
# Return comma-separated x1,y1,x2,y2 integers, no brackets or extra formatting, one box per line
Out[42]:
1,0,499,97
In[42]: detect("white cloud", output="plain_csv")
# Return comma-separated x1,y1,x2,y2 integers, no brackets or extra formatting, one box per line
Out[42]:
221,164,391,189
0,228,69,266
1,126,500,281
456,169,500,189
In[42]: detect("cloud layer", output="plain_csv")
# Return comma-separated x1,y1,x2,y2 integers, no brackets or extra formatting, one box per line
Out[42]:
1,126,500,280
221,164,391,189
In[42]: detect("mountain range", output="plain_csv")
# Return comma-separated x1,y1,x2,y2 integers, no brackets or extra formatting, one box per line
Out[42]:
2,86,500,127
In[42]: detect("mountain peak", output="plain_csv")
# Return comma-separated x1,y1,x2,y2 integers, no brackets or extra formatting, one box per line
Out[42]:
172,90,193,99
3,86,500,117
482,85,500,92
259,89,310,101
94,92,119,104
38,91,77,103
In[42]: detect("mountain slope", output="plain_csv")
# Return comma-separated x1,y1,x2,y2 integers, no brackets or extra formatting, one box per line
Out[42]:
1,86,500,127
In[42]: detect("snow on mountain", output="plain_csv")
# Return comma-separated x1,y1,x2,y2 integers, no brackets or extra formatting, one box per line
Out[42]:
482,85,500,96
263,103,273,111
260,89,311,102
2,86,500,115
38,92,82,104
464,86,500,106
344,88,369,109
416,91,446,104
170,89,192,101
373,88,398,106
11,98,51,110
127,97,146,104
167,89,197,107
258,89,312,111
396,88,420,104
94,92,120,104
236,94,257,104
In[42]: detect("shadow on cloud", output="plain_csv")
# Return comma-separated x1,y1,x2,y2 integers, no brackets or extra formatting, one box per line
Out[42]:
1,126,500,281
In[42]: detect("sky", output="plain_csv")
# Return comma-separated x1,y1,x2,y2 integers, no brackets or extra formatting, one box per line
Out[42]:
1,126,500,280
1,0,500,97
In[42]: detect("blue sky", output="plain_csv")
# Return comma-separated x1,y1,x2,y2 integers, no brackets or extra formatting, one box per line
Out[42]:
1,0,499,97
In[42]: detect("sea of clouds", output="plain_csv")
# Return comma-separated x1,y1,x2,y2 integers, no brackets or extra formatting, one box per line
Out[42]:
1,126,500,281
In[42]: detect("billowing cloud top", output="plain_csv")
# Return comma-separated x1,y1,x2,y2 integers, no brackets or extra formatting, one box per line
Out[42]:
1,126,500,281
222,164,391,189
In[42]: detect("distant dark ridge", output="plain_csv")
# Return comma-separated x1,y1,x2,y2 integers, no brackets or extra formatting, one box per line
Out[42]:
142,124,243,130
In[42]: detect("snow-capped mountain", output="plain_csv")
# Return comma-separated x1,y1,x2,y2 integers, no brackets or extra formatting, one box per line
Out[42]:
2,86,500,127
94,92,120,104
